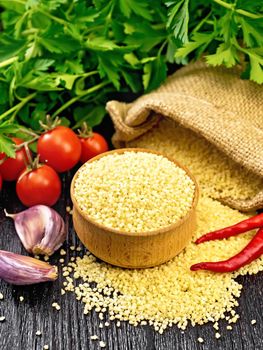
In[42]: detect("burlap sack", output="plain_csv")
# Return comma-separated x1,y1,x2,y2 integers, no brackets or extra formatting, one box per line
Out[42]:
106,61,263,212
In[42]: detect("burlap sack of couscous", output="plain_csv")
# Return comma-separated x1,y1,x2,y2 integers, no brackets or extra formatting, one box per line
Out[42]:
106,61,263,212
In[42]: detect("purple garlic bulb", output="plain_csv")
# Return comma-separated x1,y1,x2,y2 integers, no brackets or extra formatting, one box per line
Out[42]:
5,205,66,256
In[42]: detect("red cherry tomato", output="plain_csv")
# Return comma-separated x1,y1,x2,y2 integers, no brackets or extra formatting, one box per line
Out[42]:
16,165,61,207
79,133,108,163
37,126,81,172
0,138,31,181
0,173,2,190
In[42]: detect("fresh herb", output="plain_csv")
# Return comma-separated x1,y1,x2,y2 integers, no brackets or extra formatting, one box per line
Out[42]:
0,0,262,157
168,0,263,83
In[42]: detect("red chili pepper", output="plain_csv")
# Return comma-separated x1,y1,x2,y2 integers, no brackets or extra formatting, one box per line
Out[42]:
191,228,263,273
195,213,263,244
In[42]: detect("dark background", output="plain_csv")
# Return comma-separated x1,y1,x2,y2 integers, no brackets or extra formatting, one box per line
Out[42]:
0,114,262,350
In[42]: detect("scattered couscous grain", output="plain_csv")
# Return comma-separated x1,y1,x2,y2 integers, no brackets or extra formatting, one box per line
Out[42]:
0,293,3,300
36,330,42,336
213,322,219,330
70,246,75,251
0,316,5,322
99,340,106,348
43,345,49,350
90,335,99,340
66,206,71,213
60,249,66,256
59,258,64,263
226,325,233,330
65,196,263,333
251,319,257,325
44,255,49,262
99,323,103,329
74,151,195,233
215,332,221,339
52,302,61,311
197,337,204,343
229,314,240,324
61,289,65,295
19,296,24,302
104,321,110,327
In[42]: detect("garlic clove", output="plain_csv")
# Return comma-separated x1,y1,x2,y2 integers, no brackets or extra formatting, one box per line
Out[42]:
5,207,45,254
32,206,66,256
5,205,66,256
0,250,57,285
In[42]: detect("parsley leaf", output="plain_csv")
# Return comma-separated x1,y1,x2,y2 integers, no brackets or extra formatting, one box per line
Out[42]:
0,0,261,143
206,43,239,68
166,0,189,43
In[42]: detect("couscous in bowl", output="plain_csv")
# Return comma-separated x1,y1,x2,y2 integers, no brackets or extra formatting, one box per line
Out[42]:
70,148,199,268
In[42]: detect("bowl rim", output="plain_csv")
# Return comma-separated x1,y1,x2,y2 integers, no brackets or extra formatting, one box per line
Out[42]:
70,148,199,237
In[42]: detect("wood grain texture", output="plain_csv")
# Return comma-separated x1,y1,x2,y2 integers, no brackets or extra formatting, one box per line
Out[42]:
0,116,263,350
1,170,263,350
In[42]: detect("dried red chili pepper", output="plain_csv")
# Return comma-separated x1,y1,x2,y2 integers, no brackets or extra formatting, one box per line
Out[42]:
195,213,263,244
191,228,263,273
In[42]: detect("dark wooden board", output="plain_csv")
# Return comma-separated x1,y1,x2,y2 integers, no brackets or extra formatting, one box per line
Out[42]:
0,116,263,350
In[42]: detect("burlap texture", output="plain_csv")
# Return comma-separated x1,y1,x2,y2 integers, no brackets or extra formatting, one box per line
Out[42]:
106,61,263,211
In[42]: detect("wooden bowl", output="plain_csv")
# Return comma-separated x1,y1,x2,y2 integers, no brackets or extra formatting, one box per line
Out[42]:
70,148,199,268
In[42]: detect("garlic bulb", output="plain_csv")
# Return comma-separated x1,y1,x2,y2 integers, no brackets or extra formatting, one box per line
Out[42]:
5,205,66,256
0,250,57,285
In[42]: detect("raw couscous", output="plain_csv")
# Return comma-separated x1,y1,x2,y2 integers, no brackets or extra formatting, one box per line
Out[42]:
63,119,263,334
74,151,195,233
63,196,263,333
128,119,263,202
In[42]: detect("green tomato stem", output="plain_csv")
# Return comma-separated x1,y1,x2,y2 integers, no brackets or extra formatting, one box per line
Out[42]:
16,136,39,152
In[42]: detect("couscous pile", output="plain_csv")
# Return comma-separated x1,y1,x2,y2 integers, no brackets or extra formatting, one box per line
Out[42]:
128,119,263,201
64,119,263,334
74,151,195,233
63,196,263,333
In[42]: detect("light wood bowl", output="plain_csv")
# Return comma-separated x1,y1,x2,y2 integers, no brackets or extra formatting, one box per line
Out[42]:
70,148,199,268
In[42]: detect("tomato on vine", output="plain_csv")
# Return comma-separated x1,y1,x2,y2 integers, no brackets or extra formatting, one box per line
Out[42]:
16,161,61,207
37,117,81,173
78,123,108,163
0,138,32,181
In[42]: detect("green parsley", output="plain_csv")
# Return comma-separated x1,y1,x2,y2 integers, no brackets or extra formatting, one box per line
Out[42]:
0,0,262,157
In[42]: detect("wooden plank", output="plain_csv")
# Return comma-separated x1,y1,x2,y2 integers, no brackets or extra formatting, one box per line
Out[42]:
0,175,262,350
